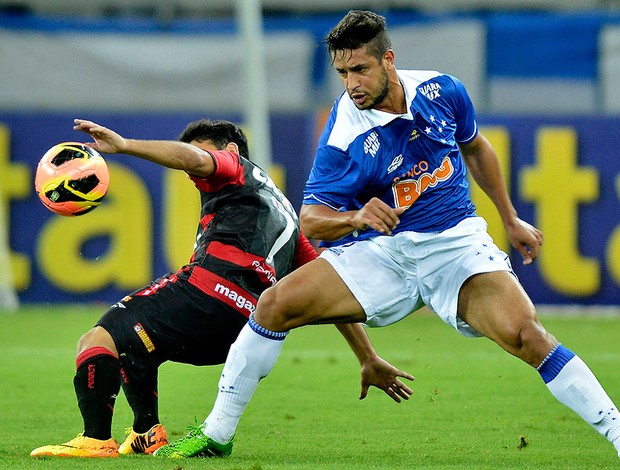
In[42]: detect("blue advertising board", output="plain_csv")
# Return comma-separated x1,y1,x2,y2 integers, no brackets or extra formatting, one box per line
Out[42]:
0,112,618,305
476,116,620,305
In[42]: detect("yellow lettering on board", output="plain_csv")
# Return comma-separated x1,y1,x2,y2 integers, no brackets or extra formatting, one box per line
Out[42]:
0,124,31,290
606,174,620,286
37,163,152,292
521,127,600,296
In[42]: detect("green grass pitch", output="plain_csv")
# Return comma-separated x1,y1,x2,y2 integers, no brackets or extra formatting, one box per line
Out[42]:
1,304,619,469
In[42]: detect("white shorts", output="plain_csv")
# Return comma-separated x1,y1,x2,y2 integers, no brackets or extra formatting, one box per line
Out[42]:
320,217,514,337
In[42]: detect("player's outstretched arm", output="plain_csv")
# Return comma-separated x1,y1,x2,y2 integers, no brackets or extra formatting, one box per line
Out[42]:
336,323,414,403
73,118,216,177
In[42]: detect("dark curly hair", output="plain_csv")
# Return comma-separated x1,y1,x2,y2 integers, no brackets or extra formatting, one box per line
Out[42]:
178,119,250,160
324,10,392,63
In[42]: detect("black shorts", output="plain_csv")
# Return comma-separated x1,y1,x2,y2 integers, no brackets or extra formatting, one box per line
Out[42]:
96,276,248,377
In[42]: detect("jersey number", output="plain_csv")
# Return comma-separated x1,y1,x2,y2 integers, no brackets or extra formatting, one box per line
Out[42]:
252,166,298,265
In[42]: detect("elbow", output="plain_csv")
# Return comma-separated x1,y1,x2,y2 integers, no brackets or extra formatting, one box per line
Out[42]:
300,203,351,242
299,205,321,240
300,214,321,240
300,211,335,241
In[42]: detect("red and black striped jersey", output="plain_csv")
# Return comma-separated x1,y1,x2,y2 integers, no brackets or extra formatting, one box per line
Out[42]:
176,150,316,318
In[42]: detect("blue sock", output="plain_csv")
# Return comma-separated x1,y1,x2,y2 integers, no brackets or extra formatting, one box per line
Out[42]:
248,313,288,340
537,343,575,383
540,343,620,455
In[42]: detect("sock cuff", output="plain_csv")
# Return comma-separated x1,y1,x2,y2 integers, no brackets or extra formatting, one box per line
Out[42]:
537,343,576,384
76,346,117,369
248,314,288,341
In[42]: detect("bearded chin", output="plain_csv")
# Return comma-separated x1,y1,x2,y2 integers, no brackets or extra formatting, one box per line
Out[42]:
371,84,390,109
354,72,390,110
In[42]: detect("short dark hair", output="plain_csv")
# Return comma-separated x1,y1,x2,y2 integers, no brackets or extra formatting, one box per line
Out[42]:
178,119,250,160
324,10,391,62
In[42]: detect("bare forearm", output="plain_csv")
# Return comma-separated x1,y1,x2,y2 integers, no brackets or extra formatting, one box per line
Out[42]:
123,139,213,175
461,134,518,226
461,134,544,263
335,323,377,365
337,323,415,403
300,204,359,241
300,197,404,241
73,119,215,177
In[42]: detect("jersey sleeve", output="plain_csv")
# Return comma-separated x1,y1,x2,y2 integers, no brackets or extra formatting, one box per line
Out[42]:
445,75,478,144
291,231,318,269
303,137,370,212
303,144,350,210
190,150,244,192
303,97,373,211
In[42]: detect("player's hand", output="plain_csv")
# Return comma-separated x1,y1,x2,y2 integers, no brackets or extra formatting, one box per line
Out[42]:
359,355,414,403
352,197,406,235
73,119,127,154
506,217,544,265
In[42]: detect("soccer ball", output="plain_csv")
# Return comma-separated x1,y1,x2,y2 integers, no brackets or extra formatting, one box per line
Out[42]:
35,142,110,216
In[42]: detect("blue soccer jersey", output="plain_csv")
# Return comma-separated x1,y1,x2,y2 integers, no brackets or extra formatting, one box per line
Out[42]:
303,70,479,245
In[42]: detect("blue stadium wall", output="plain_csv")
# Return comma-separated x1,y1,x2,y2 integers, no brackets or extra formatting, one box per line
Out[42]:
1,111,619,306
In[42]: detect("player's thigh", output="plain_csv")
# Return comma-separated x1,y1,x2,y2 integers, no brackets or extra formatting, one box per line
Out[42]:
98,282,246,367
457,271,555,363
457,271,536,338
256,258,367,330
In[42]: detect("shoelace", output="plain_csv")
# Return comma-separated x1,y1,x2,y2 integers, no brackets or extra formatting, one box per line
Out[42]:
165,422,205,451
62,433,86,448
176,429,210,455
65,432,114,449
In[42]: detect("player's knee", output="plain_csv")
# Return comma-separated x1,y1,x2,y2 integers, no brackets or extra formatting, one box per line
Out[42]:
76,329,96,353
255,284,304,331
76,326,118,356
514,320,557,367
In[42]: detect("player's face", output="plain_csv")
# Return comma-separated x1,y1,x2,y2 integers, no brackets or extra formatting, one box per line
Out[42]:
333,47,390,111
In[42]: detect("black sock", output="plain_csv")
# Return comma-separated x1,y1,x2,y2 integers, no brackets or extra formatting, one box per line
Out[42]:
124,386,160,434
120,362,160,434
74,347,121,440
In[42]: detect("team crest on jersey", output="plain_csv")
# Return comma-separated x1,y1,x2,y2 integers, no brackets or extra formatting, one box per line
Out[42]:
363,131,380,157
418,82,442,100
